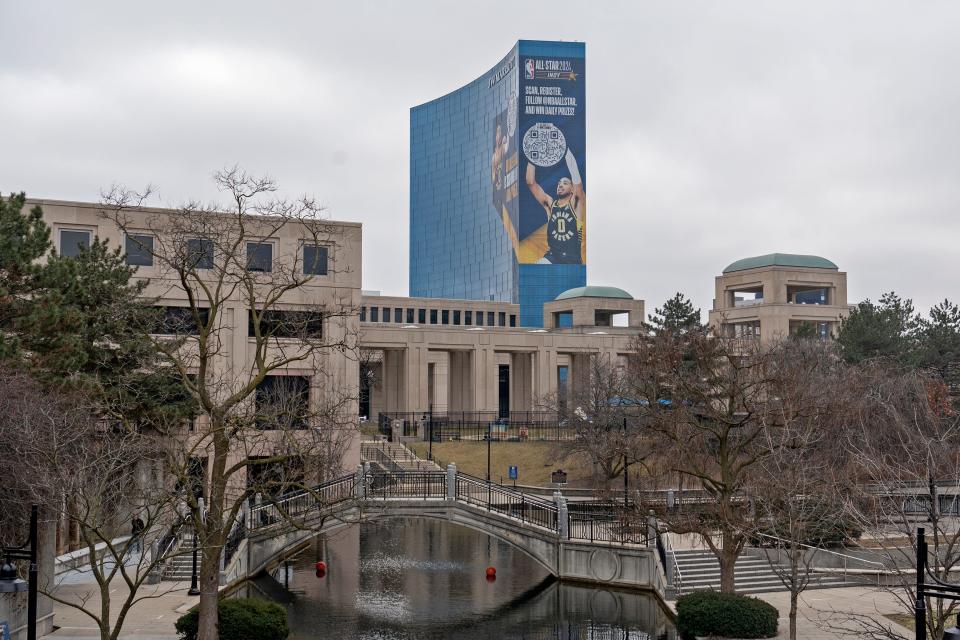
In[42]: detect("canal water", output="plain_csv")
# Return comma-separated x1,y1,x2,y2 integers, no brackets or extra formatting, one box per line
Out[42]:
243,517,675,639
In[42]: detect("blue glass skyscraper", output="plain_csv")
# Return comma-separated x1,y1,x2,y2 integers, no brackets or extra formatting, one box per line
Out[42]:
410,40,587,326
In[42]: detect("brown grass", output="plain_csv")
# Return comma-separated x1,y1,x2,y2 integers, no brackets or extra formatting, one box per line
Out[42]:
407,441,598,488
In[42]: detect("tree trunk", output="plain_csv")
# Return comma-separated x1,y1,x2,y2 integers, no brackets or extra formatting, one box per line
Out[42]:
719,543,738,593
789,544,800,640
197,545,221,640
715,525,741,593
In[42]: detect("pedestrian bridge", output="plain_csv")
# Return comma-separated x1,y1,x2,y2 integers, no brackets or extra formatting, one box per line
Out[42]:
221,466,668,597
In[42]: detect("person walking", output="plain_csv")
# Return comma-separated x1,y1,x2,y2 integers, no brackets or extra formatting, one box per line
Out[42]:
130,511,145,554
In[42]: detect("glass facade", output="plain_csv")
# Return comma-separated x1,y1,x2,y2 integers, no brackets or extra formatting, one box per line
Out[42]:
410,40,586,326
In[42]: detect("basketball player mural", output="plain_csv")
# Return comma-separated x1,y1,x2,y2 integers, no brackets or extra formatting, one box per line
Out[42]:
524,147,585,264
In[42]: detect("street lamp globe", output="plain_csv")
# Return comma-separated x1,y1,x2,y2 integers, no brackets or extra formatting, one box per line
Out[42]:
0,560,27,593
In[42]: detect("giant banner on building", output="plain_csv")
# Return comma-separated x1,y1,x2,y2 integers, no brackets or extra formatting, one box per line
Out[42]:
517,55,586,265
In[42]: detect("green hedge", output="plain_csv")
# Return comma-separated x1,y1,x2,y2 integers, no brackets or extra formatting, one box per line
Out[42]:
676,590,778,639
175,598,288,640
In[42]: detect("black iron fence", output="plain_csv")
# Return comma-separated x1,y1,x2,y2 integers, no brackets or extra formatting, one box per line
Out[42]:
456,472,560,532
379,411,577,442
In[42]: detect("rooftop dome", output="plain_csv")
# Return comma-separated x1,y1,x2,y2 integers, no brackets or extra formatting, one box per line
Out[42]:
723,253,838,274
555,285,633,301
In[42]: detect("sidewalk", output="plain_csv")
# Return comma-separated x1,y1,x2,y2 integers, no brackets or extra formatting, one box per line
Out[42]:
754,586,911,639
44,580,195,640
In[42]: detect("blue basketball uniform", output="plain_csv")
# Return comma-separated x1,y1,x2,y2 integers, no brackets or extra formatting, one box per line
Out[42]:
545,199,582,264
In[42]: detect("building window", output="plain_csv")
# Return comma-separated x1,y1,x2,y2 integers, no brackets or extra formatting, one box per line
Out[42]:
125,234,154,266
394,308,402,323
370,307,379,322
246,242,273,272
453,310,461,325
441,310,449,325
255,375,310,430
465,310,472,325
418,309,426,324
430,309,438,324
476,311,484,326
249,310,323,339
155,306,210,335
382,307,390,322
509,314,516,327
302,244,328,276
360,306,367,322
498,312,506,327
187,238,214,269
487,311,494,326
406,308,414,323
59,229,91,258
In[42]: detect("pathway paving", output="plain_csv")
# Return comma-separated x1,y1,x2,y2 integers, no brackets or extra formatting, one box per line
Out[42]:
44,580,193,640
754,586,912,639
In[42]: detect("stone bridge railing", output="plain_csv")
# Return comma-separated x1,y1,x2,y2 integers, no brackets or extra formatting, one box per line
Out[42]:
247,464,651,547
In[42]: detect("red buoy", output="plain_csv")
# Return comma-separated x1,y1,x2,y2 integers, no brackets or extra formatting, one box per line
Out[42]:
315,568,326,579
485,566,496,577
315,561,327,571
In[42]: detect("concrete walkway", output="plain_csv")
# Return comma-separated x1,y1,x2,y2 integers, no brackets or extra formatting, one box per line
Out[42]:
44,581,194,640
753,586,912,639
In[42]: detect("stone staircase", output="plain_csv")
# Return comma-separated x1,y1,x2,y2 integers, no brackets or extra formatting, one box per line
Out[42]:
162,532,203,581
361,440,441,472
673,548,851,595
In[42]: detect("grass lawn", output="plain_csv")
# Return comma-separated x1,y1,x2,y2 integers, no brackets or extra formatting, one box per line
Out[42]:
884,612,957,632
408,440,598,488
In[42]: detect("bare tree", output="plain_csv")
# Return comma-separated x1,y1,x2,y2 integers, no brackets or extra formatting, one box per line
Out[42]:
840,364,960,640
750,339,854,640
629,329,778,593
543,355,650,489
0,370,186,640
100,167,360,640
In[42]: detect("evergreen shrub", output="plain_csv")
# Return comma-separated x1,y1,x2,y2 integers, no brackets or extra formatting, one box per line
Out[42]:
175,598,288,640
676,590,778,639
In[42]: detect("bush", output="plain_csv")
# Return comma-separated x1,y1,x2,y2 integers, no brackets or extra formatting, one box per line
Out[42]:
676,590,778,639
175,598,288,640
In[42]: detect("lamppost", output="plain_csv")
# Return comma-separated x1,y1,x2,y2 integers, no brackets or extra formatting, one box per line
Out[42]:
914,526,960,640
188,498,204,596
622,417,629,508
0,504,38,640
428,404,434,461
486,418,492,483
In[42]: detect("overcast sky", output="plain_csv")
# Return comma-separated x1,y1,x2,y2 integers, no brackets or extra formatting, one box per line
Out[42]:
2,1,958,317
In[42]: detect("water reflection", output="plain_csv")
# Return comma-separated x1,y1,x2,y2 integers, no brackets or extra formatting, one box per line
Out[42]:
246,517,674,639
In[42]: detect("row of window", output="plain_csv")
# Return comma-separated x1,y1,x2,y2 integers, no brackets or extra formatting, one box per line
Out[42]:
154,306,323,339
360,305,517,328
57,228,329,275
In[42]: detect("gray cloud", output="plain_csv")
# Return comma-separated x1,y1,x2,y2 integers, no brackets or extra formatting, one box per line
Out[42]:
2,0,958,317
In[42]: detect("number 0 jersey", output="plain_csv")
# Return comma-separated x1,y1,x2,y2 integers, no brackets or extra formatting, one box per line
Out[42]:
547,199,582,263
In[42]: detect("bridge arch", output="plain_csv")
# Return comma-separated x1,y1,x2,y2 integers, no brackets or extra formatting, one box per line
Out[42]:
247,502,561,579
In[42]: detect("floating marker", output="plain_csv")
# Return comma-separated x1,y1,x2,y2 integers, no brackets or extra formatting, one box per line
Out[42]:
485,566,496,577
315,561,327,571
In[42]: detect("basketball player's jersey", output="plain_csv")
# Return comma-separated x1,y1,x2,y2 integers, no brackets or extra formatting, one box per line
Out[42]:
547,199,581,261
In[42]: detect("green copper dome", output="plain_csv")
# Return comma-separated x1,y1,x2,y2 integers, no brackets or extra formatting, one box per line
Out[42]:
555,286,633,301
723,253,838,274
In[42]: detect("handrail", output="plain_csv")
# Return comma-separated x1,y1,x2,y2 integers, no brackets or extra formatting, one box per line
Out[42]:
752,531,884,586
661,529,684,596
752,532,884,566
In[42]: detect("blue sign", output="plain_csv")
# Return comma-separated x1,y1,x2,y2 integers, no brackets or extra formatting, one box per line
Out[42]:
1,620,10,640
508,466,518,480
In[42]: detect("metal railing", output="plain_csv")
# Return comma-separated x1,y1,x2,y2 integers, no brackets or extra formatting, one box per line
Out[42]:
222,510,246,569
361,440,437,472
369,470,446,499
660,530,684,596
751,531,885,585
245,469,651,549
569,513,648,545
379,411,578,442
456,472,560,532
249,474,356,530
